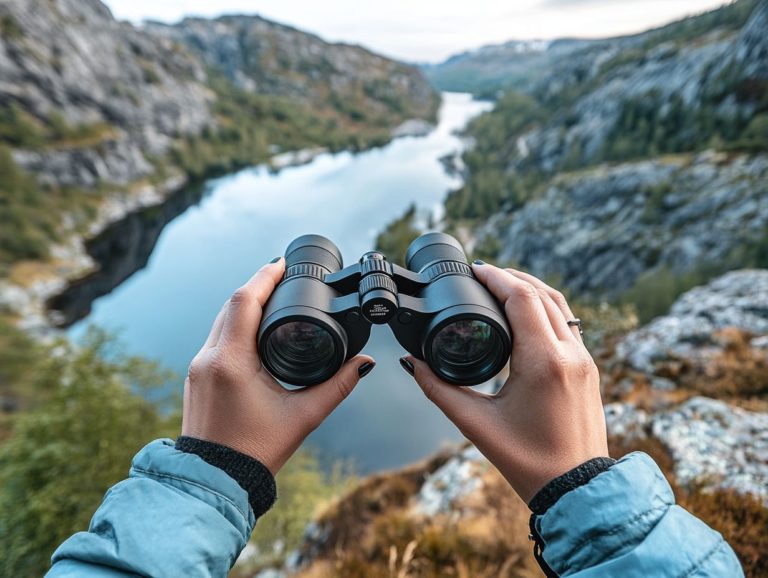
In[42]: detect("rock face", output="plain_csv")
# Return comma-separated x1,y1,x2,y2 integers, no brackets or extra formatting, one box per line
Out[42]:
479,154,768,294
0,0,213,188
605,397,768,505
615,269,768,373
147,16,437,122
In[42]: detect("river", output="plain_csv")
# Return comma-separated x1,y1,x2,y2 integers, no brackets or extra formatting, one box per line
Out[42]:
66,92,493,473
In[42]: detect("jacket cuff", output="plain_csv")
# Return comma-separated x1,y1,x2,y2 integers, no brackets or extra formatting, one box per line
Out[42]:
529,457,616,515
176,436,277,519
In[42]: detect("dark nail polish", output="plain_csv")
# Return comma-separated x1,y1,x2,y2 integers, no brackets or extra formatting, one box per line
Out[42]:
357,361,376,378
269,256,281,264
399,357,415,376
472,259,486,265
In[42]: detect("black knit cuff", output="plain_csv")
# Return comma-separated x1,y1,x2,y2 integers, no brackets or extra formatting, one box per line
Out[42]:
175,436,277,519
528,457,616,515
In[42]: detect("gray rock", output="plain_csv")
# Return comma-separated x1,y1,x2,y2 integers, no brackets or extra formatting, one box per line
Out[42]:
413,445,487,516
605,397,768,505
484,155,768,294
652,396,768,504
615,269,768,374
0,0,213,189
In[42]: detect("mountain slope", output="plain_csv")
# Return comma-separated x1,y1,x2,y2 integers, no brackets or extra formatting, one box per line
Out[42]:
441,0,768,305
147,16,437,123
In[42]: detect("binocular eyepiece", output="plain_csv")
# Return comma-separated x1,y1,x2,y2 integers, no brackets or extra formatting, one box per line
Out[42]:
257,232,512,386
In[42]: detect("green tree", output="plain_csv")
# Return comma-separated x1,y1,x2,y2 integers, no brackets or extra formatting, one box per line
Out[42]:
0,328,178,577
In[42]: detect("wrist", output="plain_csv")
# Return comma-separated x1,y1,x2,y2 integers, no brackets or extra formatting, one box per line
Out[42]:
176,436,277,518
528,456,616,515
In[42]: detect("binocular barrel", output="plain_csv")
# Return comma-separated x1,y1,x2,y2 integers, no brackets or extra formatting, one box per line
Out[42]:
258,232,512,387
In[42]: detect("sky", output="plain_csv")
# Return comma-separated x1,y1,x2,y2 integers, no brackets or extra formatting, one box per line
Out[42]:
104,0,731,63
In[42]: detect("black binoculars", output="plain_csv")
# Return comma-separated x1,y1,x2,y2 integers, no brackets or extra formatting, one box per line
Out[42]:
258,232,512,387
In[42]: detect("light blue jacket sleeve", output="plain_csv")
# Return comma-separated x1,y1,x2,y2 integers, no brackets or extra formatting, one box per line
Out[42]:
46,439,256,578
533,452,745,577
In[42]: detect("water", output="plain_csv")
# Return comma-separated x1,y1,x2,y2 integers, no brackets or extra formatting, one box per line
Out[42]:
69,92,493,473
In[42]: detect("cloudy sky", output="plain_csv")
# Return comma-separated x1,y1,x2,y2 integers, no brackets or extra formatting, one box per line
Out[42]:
104,0,730,63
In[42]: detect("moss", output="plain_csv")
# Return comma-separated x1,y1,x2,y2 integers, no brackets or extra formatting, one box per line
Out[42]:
0,14,23,40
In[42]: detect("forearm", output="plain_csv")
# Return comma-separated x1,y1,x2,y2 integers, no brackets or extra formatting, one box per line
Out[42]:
528,452,744,577
47,439,276,578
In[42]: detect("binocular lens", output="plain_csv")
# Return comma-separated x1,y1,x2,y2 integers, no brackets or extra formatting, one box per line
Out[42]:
263,321,338,384
430,319,505,383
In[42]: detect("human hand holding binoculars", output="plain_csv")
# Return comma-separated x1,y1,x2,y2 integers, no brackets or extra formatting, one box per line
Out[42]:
182,233,609,503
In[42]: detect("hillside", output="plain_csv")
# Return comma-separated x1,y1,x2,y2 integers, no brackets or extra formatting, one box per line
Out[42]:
423,0,768,313
0,0,438,330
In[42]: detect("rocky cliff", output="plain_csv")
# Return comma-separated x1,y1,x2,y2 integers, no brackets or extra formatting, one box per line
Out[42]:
0,0,212,188
474,151,768,295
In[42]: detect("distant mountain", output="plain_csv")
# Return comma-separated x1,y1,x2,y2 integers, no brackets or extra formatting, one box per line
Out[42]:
423,38,592,97
0,0,437,277
424,0,763,97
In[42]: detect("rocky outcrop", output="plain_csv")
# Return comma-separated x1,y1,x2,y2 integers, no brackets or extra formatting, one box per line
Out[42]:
615,269,768,374
447,0,767,296
605,397,768,505
0,0,213,188
475,153,768,294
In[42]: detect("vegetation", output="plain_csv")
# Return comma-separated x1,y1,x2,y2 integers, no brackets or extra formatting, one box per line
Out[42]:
0,327,178,577
375,204,421,266
445,92,547,221
237,452,356,574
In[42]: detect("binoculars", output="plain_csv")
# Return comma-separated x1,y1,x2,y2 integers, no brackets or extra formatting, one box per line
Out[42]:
258,232,512,387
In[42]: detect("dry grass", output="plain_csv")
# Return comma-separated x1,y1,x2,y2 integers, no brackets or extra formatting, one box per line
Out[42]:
292,460,541,578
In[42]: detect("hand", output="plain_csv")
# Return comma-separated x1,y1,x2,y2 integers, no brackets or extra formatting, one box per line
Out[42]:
404,263,608,503
181,258,375,475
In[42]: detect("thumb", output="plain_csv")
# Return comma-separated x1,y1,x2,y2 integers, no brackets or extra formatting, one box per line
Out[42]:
295,355,374,428
408,356,494,442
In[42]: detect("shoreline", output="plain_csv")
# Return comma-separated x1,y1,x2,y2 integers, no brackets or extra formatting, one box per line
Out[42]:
0,120,436,339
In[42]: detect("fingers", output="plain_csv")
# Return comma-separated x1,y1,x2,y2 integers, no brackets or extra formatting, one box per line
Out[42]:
407,356,494,441
506,269,582,342
219,258,285,349
294,355,374,427
471,263,558,345
203,301,229,348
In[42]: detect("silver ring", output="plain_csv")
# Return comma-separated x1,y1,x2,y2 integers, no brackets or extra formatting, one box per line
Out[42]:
567,318,583,336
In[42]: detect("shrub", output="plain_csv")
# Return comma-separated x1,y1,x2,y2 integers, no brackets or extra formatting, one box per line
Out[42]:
0,328,178,577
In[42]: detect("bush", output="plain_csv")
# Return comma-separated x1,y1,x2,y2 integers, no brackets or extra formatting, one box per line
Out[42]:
0,328,178,577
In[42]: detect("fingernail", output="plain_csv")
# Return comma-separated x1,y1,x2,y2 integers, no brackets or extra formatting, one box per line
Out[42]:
399,357,415,377
357,361,376,378
472,259,485,265
269,256,281,264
